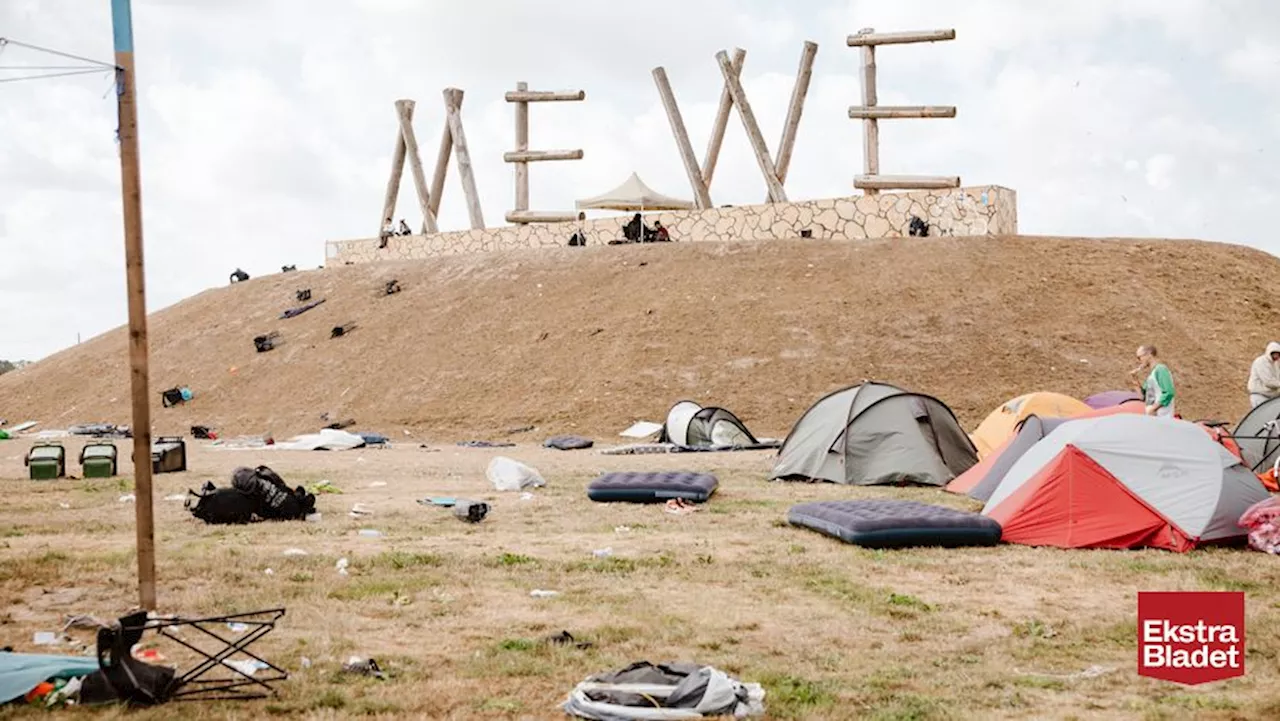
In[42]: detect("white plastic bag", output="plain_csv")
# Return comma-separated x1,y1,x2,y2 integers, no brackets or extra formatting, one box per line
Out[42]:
487,456,546,491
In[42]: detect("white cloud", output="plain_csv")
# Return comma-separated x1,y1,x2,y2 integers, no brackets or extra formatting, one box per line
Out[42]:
0,0,1277,360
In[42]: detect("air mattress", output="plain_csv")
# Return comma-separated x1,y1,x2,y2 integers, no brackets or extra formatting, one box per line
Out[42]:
587,471,718,503
787,500,1002,549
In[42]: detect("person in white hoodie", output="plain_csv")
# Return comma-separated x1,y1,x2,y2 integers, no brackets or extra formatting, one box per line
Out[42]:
1248,341,1280,408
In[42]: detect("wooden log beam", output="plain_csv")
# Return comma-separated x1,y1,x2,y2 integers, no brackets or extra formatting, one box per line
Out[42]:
444,88,485,229
514,81,529,213
652,66,713,210
848,105,956,119
503,90,585,102
847,28,955,46
769,40,817,201
854,174,960,190
714,50,787,203
503,149,584,163
701,47,745,188
380,98,411,235
428,96,457,219
395,99,439,234
859,36,880,194
505,210,579,223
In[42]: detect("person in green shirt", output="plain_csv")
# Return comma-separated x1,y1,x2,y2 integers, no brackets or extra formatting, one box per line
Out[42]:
1131,344,1176,418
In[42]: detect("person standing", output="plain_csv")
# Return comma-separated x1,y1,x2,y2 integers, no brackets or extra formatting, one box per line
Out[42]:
1131,345,1176,418
1248,342,1280,408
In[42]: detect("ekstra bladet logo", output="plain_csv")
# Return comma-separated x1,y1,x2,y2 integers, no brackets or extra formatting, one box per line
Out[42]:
1137,591,1245,685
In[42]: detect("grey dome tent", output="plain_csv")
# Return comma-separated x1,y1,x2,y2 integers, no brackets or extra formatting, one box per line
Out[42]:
770,381,978,486
1233,395,1280,472
946,414,1067,502
659,401,759,447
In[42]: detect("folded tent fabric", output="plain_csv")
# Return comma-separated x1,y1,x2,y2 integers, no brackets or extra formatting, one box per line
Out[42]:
0,652,100,703
562,661,765,720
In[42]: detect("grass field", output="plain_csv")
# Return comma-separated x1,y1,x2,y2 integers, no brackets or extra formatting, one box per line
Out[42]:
0,442,1277,720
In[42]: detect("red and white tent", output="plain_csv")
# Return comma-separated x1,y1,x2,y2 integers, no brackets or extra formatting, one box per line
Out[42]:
982,415,1270,552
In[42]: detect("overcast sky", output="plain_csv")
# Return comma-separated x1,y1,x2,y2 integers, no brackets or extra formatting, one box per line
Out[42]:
1,0,1275,360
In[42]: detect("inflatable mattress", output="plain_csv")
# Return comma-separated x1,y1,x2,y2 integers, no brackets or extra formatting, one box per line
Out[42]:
787,500,1002,549
587,471,719,503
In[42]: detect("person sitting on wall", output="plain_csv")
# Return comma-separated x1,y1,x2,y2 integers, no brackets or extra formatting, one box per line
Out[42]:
622,213,650,243
653,221,671,242
568,212,588,247
398,219,412,236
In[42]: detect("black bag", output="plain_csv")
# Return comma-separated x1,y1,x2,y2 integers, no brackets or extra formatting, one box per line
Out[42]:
232,466,315,520
187,482,258,525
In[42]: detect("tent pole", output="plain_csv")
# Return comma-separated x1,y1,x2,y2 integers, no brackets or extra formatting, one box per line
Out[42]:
110,0,157,612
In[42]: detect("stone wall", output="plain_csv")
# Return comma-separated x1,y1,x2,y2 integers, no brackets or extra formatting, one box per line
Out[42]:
327,185,1016,265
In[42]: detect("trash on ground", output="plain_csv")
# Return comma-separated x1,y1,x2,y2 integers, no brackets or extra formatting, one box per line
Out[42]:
562,661,766,719
458,440,516,448
264,568,274,576
419,497,456,507
58,502,70,509
227,622,249,633
1241,496,1280,553
33,632,60,646
614,526,632,534
187,466,317,524
592,548,613,558
487,456,546,491
369,481,388,488
665,499,699,515
308,480,341,494
163,494,186,502
336,558,350,576
62,615,107,632
358,529,383,538
619,421,663,439
544,435,594,451
530,589,559,599
342,656,386,680
305,513,322,522
453,500,489,523
224,659,270,677
520,492,535,501
545,630,593,650
349,503,374,517
118,494,136,503
282,548,309,557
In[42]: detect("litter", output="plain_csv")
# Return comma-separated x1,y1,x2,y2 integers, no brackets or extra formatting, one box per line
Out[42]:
163,494,186,502
562,661,765,719
282,548,309,557
419,497,457,507
224,659,270,677
279,298,326,319
305,513,322,523
592,548,613,558
264,568,274,576
664,499,699,515
308,480,342,494
33,632,60,646
349,503,374,517
369,481,388,488
453,501,490,523
457,440,516,448
619,421,663,439
530,589,559,599
341,657,386,680
487,456,546,491
300,657,313,669
545,630,594,649
118,494,136,503
358,529,383,538
614,526,632,534
520,492,535,501
227,623,249,633
58,502,70,509
336,558,350,576
133,648,166,664
1240,496,1280,553
187,467,317,525
62,615,108,632
278,429,364,451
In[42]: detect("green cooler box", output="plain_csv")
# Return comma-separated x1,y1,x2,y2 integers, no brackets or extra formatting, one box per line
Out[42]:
26,442,66,480
80,441,118,478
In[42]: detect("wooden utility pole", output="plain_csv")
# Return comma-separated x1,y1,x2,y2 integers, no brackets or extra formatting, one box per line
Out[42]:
110,0,157,611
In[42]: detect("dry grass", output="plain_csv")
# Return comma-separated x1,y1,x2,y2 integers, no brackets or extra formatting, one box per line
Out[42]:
0,442,1277,720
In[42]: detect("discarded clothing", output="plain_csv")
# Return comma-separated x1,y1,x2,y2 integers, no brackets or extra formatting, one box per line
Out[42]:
457,440,516,448
544,435,594,451
190,425,215,440
276,429,365,451
1241,496,1280,554
563,661,765,720
279,298,325,319
359,432,389,445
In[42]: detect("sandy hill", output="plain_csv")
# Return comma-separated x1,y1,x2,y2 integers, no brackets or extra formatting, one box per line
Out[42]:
1,236,1277,440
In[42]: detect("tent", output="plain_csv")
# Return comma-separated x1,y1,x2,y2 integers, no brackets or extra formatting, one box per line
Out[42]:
1084,390,1143,410
970,392,1091,459
1232,395,1280,473
575,173,695,212
770,381,978,486
982,415,1271,551
949,403,1148,501
659,401,758,447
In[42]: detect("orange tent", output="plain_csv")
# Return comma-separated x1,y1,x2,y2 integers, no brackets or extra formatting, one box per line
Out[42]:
969,392,1092,459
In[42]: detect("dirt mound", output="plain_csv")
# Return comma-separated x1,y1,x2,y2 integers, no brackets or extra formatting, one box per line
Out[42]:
1,236,1276,440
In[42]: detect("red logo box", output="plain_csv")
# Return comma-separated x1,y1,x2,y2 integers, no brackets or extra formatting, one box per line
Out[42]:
1138,591,1245,685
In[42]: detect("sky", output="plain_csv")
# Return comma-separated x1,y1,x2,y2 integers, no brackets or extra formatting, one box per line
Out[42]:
0,0,1276,360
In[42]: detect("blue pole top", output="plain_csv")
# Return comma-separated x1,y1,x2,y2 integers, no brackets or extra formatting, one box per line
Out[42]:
110,0,134,53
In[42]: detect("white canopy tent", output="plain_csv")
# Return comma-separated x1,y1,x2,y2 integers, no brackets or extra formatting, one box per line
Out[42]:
575,172,695,212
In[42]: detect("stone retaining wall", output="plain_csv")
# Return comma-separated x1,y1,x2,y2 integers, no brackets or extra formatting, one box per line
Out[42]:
327,185,1016,264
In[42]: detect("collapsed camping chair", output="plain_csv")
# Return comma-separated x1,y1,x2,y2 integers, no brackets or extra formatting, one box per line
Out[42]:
229,268,249,284
80,609,287,706
253,331,281,353
295,288,311,302
281,265,297,273
330,322,357,339
186,466,315,525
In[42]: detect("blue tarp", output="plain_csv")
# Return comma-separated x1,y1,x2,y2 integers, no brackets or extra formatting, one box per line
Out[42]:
0,652,99,702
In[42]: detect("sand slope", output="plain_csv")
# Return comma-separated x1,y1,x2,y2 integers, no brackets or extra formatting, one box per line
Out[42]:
1,236,1276,439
